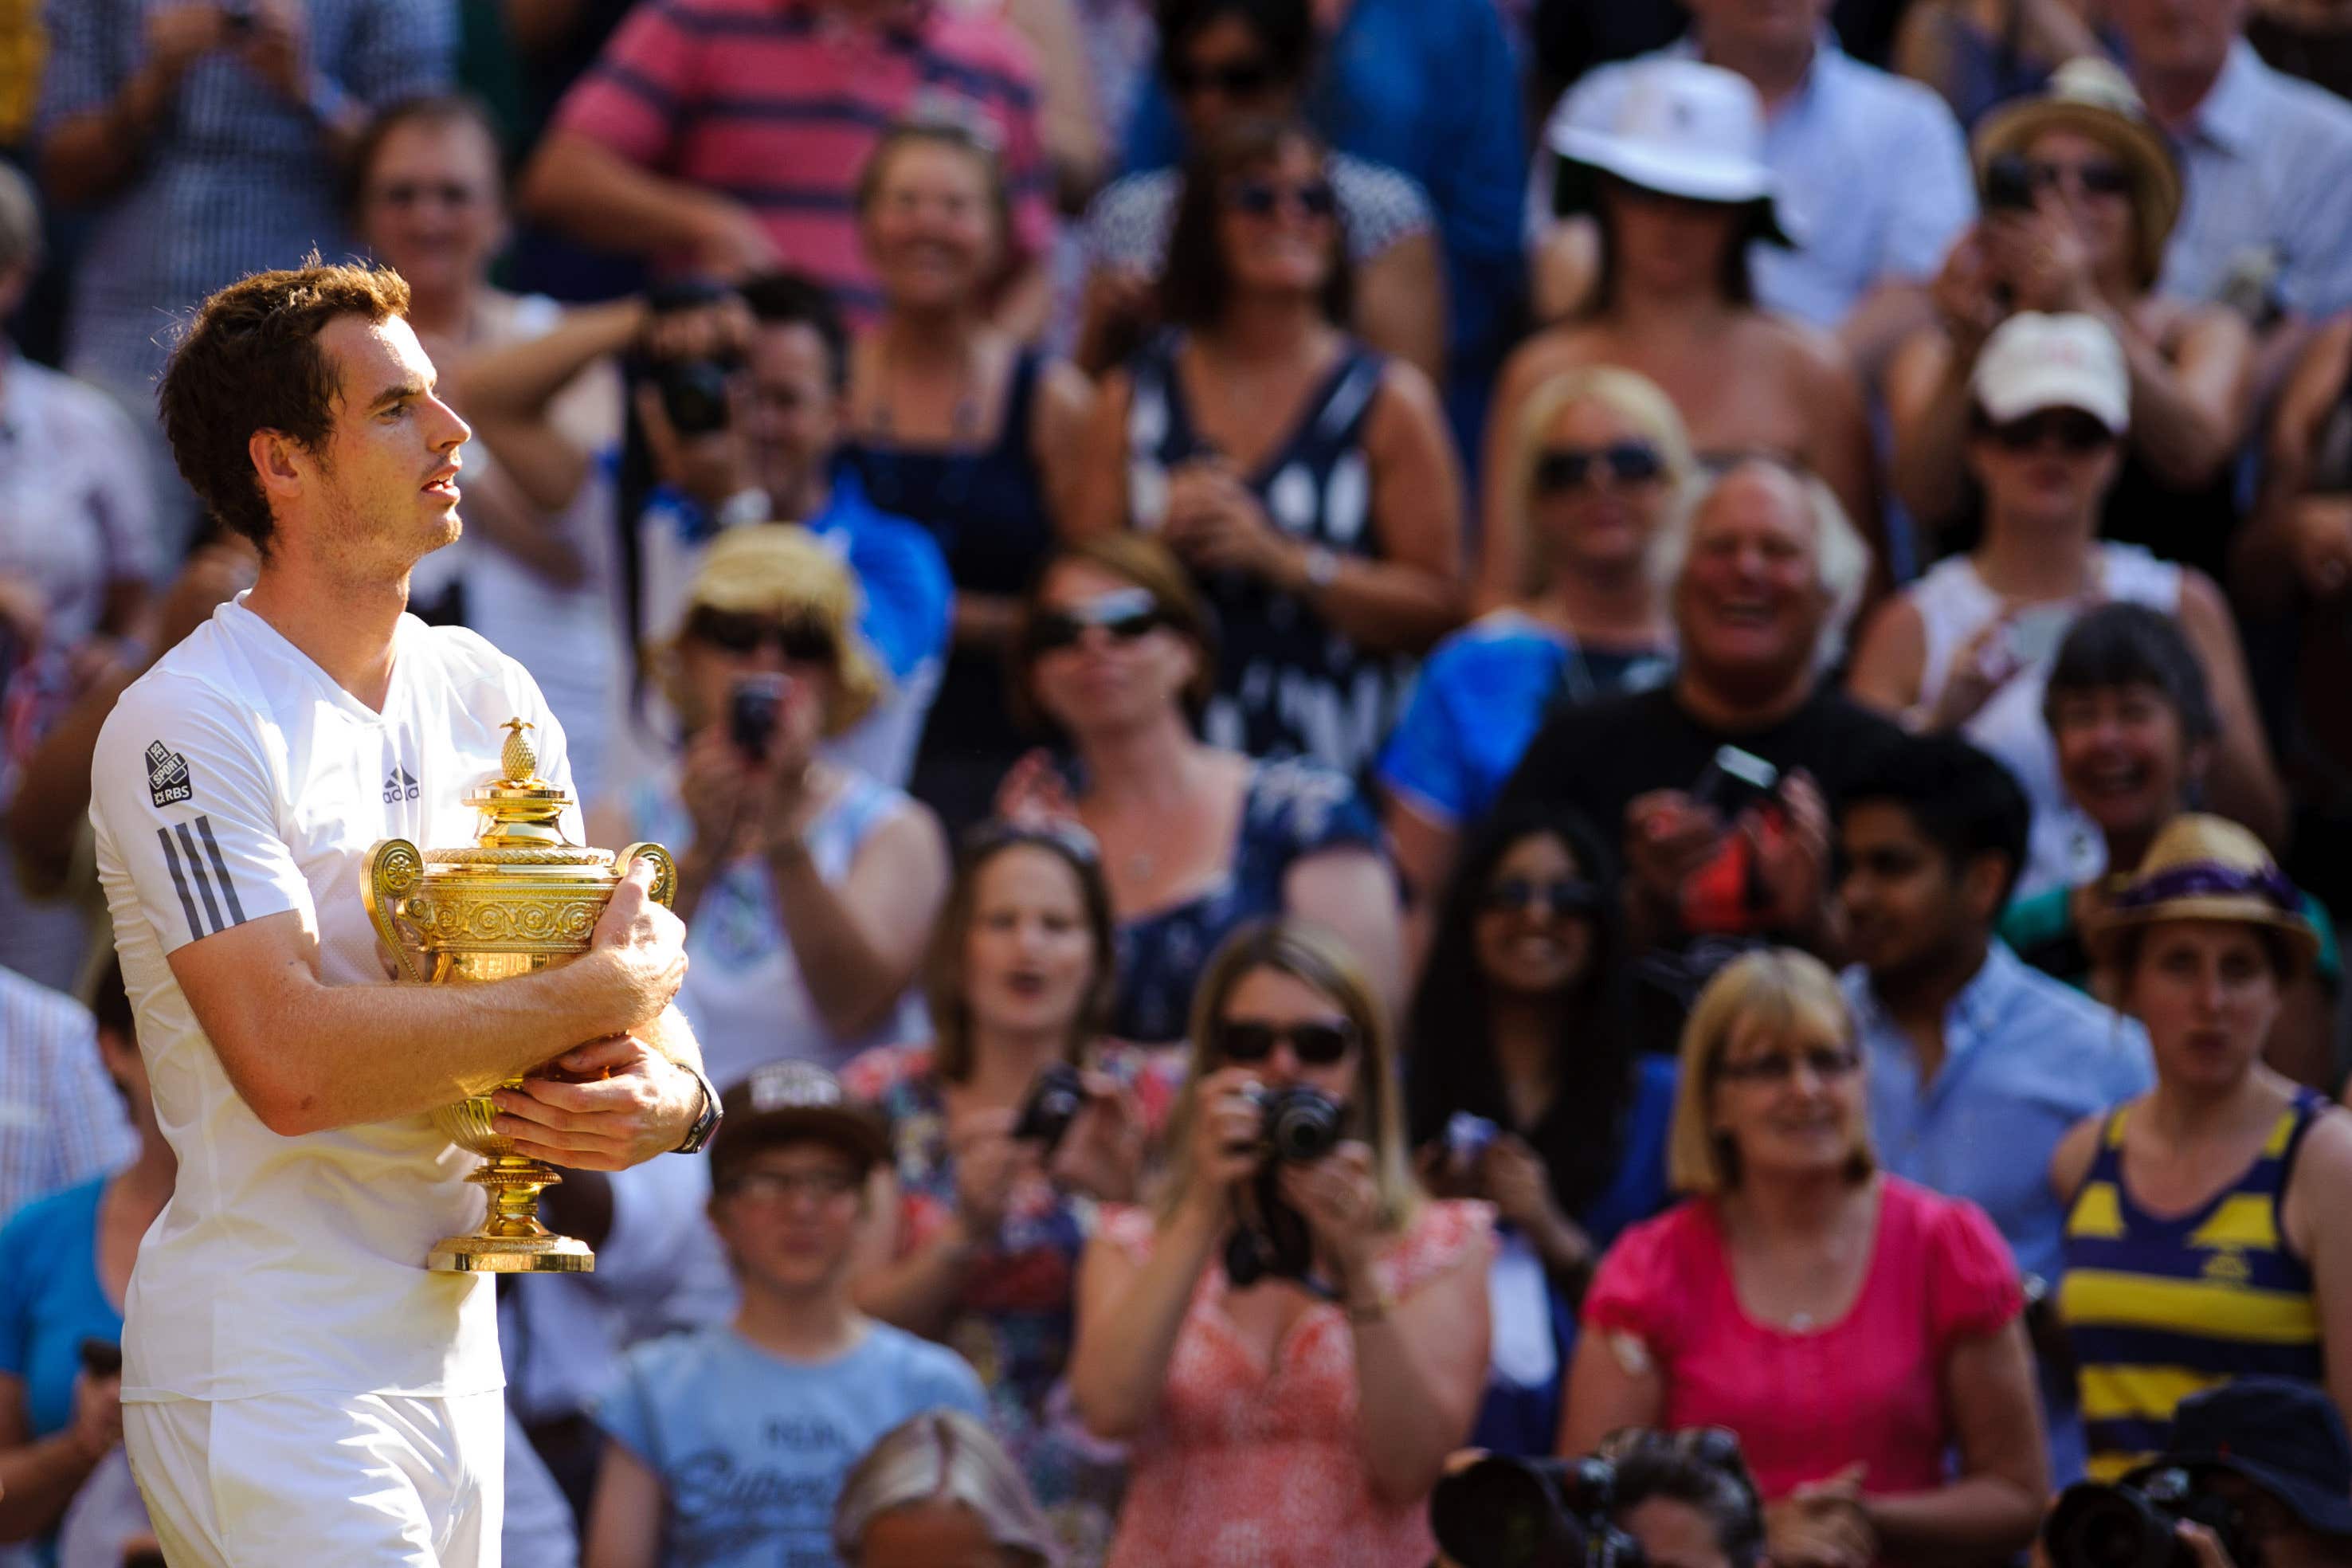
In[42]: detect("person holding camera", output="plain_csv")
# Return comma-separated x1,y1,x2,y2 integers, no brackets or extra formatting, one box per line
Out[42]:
838,116,1098,841
0,962,159,1558
1564,948,2048,1568
1068,919,1493,1568
1887,58,2255,579
600,526,948,1088
1998,605,2342,1088
2051,815,2352,1481
1405,804,1679,1456
2044,1378,2352,1568
1851,310,2283,900
842,821,1184,1562
1431,1425,1770,1568
995,534,1401,1044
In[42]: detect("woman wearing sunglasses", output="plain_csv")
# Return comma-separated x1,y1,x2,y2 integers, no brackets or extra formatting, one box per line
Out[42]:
1404,805,1676,1456
1380,367,1684,911
1479,59,1876,610
839,116,1099,839
1563,948,2047,1568
998,534,1401,1045
1069,116,1464,782
842,821,1183,1563
1068,919,1492,1568
590,526,948,1090
1849,311,2281,900
1073,0,1442,382
1887,59,2252,580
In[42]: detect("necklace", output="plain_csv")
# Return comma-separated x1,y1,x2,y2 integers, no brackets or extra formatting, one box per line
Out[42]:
868,332,984,447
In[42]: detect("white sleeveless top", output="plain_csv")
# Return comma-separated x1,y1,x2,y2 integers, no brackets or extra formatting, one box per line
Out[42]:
627,766,927,1089
1911,543,2184,900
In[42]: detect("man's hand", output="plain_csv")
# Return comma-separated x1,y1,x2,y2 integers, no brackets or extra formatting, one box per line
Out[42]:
1624,790,1726,916
681,195,785,281
145,2,227,78
238,0,308,102
635,380,758,516
491,1032,706,1170
2174,1521,2237,1568
1751,770,1833,938
68,1367,123,1463
586,857,690,1029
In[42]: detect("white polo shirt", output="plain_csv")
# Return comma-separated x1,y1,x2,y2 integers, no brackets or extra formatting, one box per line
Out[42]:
89,595,580,1405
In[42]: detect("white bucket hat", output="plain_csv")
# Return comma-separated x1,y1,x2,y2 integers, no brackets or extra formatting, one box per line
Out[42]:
1971,312,2131,434
1548,58,1793,245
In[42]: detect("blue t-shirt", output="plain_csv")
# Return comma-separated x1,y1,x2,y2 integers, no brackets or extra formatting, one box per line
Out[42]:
596,1321,986,1568
1378,610,1672,827
0,1178,120,1444
1112,757,1383,1044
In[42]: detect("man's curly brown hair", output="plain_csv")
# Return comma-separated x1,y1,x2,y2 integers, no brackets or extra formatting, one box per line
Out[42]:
158,261,414,553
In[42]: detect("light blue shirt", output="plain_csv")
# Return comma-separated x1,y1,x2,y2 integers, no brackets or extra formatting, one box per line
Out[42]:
2151,38,2352,318
596,1321,986,1568
1535,34,1976,328
1845,942,2151,1484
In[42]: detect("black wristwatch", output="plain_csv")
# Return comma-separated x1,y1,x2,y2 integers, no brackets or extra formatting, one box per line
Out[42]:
672,1060,723,1154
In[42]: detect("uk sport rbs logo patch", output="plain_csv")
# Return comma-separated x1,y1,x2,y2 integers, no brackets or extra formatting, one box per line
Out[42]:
146,741,192,809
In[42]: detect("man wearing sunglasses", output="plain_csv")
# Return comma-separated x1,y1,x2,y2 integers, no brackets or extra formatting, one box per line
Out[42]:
1494,457,1898,1053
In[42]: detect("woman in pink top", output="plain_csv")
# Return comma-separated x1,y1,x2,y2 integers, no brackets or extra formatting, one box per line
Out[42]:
1561,949,2046,1568
1068,919,1492,1568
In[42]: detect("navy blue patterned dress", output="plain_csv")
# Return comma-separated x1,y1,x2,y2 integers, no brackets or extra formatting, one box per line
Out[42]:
1110,757,1382,1044
1123,334,1412,777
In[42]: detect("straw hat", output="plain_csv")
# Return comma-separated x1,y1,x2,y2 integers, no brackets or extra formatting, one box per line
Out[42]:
1548,57,1795,247
671,523,884,737
2086,814,2318,970
1973,57,2181,289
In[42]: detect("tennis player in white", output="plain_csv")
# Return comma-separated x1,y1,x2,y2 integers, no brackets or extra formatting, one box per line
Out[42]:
87,262,719,1566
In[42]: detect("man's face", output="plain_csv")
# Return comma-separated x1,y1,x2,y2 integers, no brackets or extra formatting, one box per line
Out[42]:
1686,0,1834,58
1672,464,1829,690
1838,801,1993,984
2112,0,2246,82
291,314,469,578
711,1141,868,1296
743,321,841,502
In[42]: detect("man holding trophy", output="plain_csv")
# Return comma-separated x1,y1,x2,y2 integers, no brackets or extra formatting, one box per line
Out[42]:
85,262,720,1566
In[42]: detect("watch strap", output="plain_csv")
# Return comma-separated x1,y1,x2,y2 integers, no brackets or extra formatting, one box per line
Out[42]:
673,1059,723,1154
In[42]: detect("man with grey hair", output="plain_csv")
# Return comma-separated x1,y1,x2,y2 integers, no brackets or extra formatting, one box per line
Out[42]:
1494,457,1899,1052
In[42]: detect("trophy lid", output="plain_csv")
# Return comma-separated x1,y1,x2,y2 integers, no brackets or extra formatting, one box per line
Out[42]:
465,719,577,850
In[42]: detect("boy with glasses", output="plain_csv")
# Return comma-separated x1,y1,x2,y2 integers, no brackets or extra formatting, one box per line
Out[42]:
582,1061,986,1568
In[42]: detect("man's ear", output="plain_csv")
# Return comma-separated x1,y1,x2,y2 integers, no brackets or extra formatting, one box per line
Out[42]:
249,428,307,504
1961,850,2012,926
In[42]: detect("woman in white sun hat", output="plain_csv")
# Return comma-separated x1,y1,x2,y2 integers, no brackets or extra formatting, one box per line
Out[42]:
1848,310,2283,900
1476,58,1878,610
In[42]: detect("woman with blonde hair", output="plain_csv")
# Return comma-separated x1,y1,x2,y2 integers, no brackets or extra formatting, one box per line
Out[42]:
1378,363,1686,909
592,524,949,1088
1068,919,1492,1568
1563,948,2046,1568
835,1409,1059,1568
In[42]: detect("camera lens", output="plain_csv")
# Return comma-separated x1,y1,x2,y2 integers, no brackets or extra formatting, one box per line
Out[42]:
1264,1087,1341,1163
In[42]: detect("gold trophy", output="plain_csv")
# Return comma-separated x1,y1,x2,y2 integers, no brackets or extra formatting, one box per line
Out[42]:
365,719,675,1274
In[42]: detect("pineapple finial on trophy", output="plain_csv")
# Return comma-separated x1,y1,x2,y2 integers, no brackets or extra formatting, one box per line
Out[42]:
499,719,539,786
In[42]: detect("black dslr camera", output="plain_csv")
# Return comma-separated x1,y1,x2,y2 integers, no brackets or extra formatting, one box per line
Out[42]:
2045,1470,2258,1568
1224,1084,1343,1288
1011,1063,1088,1154
1431,1455,1648,1568
645,278,741,436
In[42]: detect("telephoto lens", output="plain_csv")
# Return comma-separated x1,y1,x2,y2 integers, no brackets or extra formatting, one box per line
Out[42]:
1430,1456,1645,1568
1011,1063,1088,1154
2044,1471,2254,1568
1260,1084,1342,1163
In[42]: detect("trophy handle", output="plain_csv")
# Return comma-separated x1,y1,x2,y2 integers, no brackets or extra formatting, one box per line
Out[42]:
616,842,677,909
364,837,429,984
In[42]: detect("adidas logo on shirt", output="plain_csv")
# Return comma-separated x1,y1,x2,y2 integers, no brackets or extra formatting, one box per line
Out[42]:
382,766,418,804
155,815,249,939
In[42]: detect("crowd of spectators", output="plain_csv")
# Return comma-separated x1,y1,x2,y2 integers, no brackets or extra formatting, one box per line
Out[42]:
6,0,2352,1564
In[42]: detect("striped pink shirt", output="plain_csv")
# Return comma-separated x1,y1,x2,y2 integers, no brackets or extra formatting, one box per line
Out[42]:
554,0,1055,319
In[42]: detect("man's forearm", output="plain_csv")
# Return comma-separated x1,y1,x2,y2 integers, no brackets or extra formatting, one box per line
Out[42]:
41,60,179,202
519,133,713,256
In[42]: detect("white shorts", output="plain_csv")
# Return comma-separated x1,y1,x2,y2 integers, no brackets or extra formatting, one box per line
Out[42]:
123,1388,504,1567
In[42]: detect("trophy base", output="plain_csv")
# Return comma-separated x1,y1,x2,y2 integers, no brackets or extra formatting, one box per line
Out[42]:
426,1232,596,1274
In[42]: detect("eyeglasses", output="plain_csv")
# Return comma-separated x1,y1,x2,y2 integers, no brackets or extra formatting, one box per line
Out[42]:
1715,1045,1862,1084
723,1167,863,1204
1478,876,1604,917
1029,588,1166,655
2025,159,2132,199
1532,441,1665,494
687,607,839,664
1167,57,1278,98
1986,410,2114,454
1217,1018,1358,1066
372,180,484,210
1225,178,1338,221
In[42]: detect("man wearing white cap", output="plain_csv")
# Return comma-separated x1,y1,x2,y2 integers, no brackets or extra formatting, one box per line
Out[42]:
1529,0,1974,371
1848,311,2283,897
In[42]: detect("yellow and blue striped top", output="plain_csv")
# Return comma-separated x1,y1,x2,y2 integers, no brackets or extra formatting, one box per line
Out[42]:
2060,1089,2327,1480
